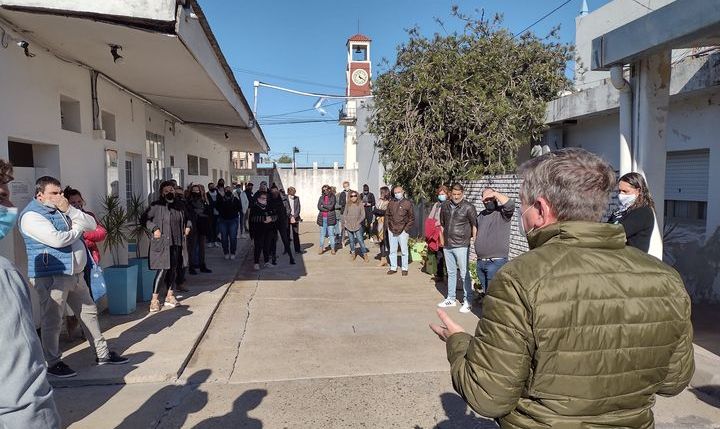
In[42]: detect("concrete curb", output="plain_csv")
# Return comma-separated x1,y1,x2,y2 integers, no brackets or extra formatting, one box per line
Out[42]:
173,240,252,382
691,343,720,388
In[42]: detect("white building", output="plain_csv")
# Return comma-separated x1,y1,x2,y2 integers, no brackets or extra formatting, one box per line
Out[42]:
0,0,269,268
543,0,720,301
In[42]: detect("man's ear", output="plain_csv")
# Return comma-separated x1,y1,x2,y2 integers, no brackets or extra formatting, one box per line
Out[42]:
536,197,556,227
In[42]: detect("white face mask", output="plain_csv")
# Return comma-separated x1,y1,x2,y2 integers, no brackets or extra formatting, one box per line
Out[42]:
618,193,637,210
519,204,536,237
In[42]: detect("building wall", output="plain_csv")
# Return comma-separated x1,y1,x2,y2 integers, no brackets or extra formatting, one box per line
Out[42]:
354,100,386,194
574,0,675,89
0,36,231,268
278,167,358,220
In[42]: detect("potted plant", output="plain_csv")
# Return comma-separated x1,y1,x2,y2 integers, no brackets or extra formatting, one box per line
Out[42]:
126,194,155,302
100,194,138,314
409,237,428,265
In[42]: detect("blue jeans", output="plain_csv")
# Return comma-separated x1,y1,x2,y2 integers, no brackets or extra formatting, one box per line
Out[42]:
388,231,409,271
319,218,336,250
477,258,508,293
218,218,238,255
443,247,473,302
347,227,367,256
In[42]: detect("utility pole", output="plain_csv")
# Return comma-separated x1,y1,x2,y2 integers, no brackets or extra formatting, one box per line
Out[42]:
292,146,300,176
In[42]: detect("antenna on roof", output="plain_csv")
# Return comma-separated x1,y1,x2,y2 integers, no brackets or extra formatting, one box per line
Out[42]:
357,18,360,34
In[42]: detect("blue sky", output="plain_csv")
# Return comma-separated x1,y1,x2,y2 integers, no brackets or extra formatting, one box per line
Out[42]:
201,0,611,166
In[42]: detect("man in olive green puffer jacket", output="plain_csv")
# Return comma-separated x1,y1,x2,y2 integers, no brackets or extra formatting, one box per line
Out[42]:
431,148,694,429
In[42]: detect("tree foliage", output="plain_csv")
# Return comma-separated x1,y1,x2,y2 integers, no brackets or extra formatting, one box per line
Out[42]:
276,155,293,164
369,9,572,201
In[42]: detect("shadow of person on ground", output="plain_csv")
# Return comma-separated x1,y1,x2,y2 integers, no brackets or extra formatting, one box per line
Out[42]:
690,385,720,409
433,393,498,428
117,369,212,429
191,389,267,429
52,350,153,426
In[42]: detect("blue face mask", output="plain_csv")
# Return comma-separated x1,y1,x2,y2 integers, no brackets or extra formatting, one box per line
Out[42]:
438,194,447,202
0,206,18,240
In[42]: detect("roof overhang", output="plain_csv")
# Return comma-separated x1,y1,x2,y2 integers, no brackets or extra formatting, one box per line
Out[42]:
0,0,269,153
591,0,720,70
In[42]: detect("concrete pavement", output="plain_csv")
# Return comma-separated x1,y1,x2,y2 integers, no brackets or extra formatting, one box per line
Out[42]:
53,224,720,428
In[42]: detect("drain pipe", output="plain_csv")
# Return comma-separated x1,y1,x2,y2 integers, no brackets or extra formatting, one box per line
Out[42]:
610,65,633,175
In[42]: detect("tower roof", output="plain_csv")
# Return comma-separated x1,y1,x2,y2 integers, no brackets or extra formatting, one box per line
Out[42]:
348,33,371,42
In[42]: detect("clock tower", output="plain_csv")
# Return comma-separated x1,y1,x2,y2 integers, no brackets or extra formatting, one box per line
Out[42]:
342,33,371,170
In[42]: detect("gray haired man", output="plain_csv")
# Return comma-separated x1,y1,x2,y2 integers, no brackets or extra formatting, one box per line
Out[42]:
431,148,692,428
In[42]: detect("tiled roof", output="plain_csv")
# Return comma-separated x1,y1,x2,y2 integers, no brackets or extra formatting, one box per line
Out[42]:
348,33,371,42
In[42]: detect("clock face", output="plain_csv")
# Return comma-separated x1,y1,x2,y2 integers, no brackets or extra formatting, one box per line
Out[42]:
351,69,369,86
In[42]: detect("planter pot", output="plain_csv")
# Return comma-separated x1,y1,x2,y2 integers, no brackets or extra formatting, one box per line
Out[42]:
129,257,155,302
410,242,427,264
104,264,138,315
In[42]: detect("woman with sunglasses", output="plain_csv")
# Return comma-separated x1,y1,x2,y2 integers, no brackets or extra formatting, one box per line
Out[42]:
342,190,369,262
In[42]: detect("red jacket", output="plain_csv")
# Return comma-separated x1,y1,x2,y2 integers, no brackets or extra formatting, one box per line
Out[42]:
83,211,106,264
425,217,442,252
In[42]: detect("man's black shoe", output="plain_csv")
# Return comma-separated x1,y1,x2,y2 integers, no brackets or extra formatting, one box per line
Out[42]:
387,270,397,275
97,351,129,366
47,361,77,378
402,271,409,277
290,259,296,265
188,267,198,275
200,266,212,273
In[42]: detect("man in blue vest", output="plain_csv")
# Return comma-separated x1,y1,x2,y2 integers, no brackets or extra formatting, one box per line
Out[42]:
19,176,127,378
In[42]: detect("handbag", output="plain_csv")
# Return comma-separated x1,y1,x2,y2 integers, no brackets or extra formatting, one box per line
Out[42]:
89,264,107,302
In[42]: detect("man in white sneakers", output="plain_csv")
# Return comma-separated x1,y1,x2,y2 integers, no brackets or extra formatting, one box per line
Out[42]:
437,184,477,313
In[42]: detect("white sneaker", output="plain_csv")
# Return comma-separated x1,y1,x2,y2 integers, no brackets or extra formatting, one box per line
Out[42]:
264,262,273,268
437,298,457,308
253,263,260,271
207,243,214,248
230,254,236,260
460,301,472,313
224,254,230,260
215,242,222,248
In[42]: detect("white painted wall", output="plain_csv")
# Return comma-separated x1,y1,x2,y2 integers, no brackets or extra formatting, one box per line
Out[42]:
0,0,177,21
574,0,675,89
0,34,232,269
278,168,358,220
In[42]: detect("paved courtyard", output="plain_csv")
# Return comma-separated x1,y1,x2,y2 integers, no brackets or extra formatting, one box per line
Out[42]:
53,224,720,428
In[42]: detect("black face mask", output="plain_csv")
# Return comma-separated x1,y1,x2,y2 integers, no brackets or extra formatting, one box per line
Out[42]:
164,193,175,202
483,199,497,212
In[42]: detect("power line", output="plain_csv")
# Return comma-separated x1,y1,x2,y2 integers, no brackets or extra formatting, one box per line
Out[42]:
230,66,345,90
630,0,653,11
259,101,345,119
514,0,574,38
258,119,339,126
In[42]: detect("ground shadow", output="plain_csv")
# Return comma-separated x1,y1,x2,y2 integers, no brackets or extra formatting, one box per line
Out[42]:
190,389,267,429
116,369,212,429
690,385,720,409
431,393,498,428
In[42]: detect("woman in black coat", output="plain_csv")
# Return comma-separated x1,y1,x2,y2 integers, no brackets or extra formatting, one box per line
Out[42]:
186,184,212,275
608,172,655,253
249,191,277,270
316,185,337,255
142,181,191,313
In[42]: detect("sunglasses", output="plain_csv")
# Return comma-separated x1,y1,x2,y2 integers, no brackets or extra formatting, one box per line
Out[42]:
350,194,358,198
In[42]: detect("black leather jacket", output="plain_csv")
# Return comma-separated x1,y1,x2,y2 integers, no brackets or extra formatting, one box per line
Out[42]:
439,199,478,249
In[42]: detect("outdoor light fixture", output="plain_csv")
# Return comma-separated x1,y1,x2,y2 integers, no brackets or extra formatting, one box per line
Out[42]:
313,97,327,116
17,40,34,57
224,132,230,140
110,44,124,64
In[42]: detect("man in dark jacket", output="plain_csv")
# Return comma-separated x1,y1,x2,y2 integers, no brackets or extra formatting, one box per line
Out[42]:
385,186,414,276
269,185,295,265
216,186,242,260
437,184,477,313
431,148,694,428
361,184,376,239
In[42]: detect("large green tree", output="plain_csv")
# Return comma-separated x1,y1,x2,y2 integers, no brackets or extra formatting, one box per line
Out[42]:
369,9,571,201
